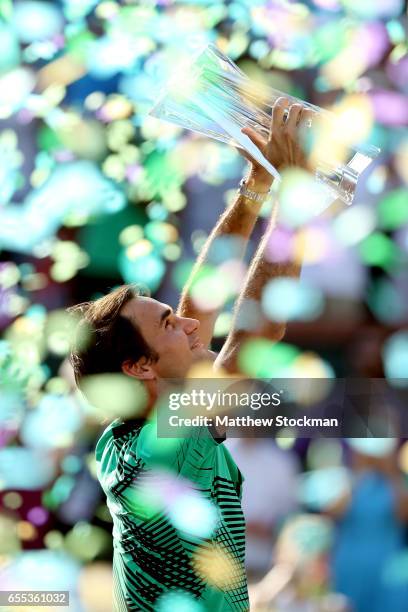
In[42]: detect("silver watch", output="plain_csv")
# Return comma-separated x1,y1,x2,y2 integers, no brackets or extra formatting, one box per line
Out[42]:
238,177,272,204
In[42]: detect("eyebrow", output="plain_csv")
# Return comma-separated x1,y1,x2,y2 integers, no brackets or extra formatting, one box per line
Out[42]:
159,307,173,327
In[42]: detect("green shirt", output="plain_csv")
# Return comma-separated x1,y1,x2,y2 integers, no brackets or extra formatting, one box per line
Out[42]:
95,416,249,611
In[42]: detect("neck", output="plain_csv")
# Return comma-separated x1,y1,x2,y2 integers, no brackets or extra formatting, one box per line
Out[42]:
122,377,184,423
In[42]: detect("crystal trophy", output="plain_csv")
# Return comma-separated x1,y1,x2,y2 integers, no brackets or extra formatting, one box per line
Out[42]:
149,44,380,206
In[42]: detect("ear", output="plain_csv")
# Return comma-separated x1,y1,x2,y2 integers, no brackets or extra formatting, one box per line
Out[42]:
122,356,156,381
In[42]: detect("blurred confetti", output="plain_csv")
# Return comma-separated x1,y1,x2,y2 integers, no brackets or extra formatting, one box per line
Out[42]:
299,467,351,511
0,0,407,608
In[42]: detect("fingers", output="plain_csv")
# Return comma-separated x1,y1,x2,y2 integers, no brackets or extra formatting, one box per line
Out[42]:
244,99,316,173
295,109,316,170
297,109,316,164
269,97,289,140
298,108,315,131
270,99,312,133
285,104,303,136
241,126,267,151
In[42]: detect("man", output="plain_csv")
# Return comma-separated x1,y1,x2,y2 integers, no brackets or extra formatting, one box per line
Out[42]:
70,98,313,611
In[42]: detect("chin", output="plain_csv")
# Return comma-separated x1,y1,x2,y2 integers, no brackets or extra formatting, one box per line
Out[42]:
191,345,209,361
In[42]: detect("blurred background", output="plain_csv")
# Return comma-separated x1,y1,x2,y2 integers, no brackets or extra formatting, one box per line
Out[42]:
0,0,407,610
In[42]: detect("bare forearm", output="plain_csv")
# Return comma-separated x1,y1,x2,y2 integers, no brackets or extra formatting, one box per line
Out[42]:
216,215,301,371
179,96,314,351
213,99,315,372
178,171,272,347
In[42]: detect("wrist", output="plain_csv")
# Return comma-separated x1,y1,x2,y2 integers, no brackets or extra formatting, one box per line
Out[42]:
238,177,274,207
246,168,274,192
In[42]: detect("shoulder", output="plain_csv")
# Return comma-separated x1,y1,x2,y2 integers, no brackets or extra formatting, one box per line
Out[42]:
95,418,146,472
95,420,117,462
137,419,221,469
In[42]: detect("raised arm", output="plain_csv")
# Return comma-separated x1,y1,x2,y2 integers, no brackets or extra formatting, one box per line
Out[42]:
177,156,273,349
214,99,315,372
213,215,300,371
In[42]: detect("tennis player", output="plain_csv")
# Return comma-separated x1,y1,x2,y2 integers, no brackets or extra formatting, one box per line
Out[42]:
70,98,313,611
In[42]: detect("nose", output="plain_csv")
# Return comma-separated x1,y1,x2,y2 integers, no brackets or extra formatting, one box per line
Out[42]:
181,316,200,334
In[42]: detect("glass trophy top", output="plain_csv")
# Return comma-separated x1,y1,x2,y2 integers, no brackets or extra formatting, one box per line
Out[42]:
150,44,380,206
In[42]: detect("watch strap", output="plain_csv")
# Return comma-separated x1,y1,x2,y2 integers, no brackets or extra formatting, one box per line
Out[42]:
238,178,272,204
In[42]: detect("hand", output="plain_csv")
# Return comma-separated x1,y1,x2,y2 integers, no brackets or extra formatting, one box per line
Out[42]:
240,97,315,184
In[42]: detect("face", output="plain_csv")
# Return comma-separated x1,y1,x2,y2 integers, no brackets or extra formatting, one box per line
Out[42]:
121,296,206,380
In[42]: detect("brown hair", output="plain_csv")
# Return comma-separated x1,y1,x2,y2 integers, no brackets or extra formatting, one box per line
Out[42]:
69,285,158,386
